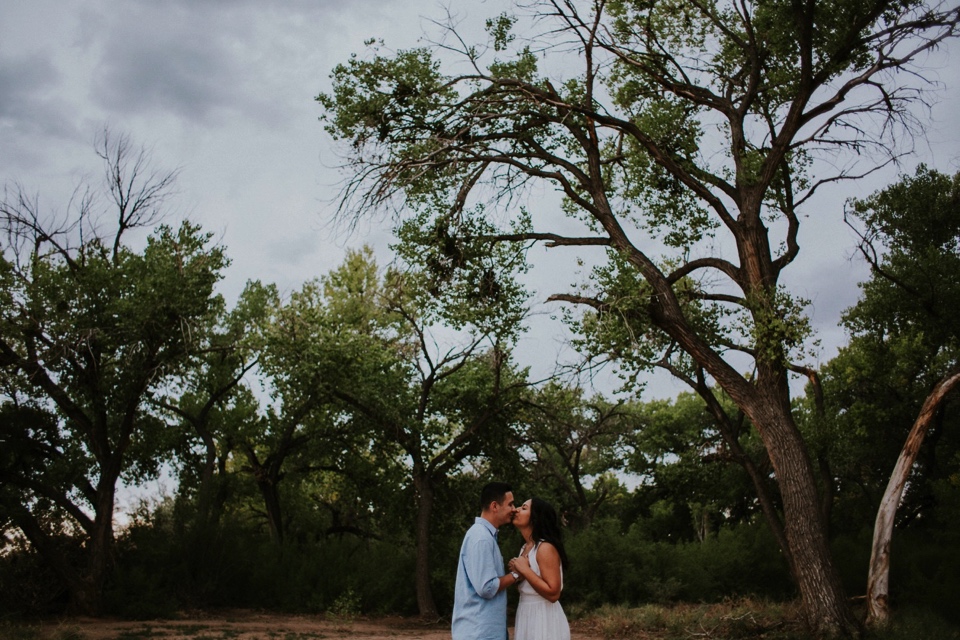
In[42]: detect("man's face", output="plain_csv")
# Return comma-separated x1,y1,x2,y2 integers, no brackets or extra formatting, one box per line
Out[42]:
494,491,517,527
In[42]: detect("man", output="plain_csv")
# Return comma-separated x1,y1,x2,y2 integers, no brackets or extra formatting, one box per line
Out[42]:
452,481,522,640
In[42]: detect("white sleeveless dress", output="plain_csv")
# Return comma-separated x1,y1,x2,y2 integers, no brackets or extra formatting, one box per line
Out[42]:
514,542,570,640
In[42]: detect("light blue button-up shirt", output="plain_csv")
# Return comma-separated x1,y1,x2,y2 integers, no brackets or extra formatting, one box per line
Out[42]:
451,517,507,640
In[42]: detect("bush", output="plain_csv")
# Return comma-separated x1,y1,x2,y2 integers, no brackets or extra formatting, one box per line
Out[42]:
563,519,792,607
869,607,960,640
0,536,70,616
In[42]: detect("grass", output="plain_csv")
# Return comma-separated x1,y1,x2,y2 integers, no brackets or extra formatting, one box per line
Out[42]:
2,602,955,640
573,598,960,640
0,621,87,640
115,627,168,639
574,598,805,639
0,621,43,640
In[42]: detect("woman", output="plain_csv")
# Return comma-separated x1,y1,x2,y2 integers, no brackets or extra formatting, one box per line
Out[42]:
508,498,570,640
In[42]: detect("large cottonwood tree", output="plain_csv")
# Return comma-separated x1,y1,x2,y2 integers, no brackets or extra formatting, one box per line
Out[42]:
318,1,960,634
0,132,227,614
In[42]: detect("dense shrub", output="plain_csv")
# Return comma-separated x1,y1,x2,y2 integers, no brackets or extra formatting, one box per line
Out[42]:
102,499,421,617
563,518,793,607
831,521,960,623
0,539,68,616
6,484,959,623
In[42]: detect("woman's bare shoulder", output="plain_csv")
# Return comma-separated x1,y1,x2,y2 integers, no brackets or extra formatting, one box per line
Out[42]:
536,541,560,560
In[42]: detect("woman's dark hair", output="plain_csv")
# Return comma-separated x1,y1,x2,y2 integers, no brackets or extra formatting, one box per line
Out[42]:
530,497,568,570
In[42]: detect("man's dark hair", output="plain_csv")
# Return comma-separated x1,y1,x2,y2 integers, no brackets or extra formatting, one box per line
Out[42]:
479,482,512,512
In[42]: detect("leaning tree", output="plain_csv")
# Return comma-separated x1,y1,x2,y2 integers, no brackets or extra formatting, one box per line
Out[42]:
841,166,960,626
317,1,959,635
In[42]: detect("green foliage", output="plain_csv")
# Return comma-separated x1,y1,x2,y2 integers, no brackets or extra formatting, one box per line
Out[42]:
326,588,361,621
104,496,421,617
485,13,516,52
0,531,68,615
392,205,531,336
815,167,960,534
1,134,229,612
564,518,792,607
739,286,814,367
844,165,960,353
515,382,636,530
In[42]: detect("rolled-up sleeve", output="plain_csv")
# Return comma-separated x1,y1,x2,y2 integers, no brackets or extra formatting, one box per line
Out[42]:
452,519,507,640
464,537,502,599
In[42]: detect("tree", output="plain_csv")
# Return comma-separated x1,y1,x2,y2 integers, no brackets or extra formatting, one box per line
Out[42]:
840,166,960,626
625,393,773,541
0,131,227,614
320,243,529,619
317,2,960,634
519,382,634,530
155,281,269,533
229,278,374,544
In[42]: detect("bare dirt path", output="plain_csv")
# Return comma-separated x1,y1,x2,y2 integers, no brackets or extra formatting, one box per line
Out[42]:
24,610,606,640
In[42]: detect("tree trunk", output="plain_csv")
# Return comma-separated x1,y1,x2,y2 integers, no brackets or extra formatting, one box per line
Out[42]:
65,472,119,615
82,490,115,614
195,428,221,526
256,477,285,544
738,378,860,638
413,472,439,620
866,371,960,627
699,390,797,578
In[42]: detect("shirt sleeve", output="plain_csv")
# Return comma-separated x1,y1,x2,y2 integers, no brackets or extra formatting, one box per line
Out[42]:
464,536,502,599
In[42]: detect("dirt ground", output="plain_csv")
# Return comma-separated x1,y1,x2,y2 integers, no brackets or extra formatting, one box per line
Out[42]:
24,610,606,640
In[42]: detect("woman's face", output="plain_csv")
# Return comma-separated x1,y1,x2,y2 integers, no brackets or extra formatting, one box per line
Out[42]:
513,499,533,528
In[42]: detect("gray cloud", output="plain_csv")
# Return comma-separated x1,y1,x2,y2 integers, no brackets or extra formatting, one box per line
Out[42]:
91,11,246,123
0,51,87,175
0,53,78,138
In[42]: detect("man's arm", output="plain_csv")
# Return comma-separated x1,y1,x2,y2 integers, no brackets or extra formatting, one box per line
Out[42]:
496,572,521,592
464,538,518,598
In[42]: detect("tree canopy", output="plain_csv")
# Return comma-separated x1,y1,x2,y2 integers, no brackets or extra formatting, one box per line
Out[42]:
318,2,960,634
0,132,228,614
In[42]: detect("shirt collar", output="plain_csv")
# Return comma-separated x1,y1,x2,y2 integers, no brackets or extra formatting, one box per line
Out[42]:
475,516,498,538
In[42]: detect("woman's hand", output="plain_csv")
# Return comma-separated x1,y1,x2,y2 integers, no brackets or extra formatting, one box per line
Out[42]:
509,556,531,575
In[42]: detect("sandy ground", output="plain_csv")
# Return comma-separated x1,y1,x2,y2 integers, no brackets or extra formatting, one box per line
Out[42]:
23,610,606,640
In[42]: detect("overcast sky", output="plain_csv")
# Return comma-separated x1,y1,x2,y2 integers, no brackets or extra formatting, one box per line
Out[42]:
2,0,959,400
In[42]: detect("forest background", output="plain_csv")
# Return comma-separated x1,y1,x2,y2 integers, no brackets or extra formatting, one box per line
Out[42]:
2,1,960,638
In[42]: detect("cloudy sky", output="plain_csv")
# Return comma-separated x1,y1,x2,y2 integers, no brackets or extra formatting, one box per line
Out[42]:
2,0,959,399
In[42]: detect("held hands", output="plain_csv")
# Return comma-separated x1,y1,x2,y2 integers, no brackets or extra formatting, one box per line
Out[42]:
508,555,530,577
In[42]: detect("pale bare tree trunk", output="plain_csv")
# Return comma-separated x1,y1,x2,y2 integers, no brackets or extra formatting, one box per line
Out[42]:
866,371,960,627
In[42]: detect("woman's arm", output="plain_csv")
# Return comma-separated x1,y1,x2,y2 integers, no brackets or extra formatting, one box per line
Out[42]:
510,543,563,602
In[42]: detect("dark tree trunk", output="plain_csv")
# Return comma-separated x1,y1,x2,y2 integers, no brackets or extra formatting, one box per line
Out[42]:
23,469,122,616
698,386,797,579
413,472,439,620
743,380,860,638
256,476,285,544
77,479,118,615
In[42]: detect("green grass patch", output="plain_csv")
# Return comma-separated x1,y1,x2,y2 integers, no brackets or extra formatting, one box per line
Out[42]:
579,598,806,639
115,628,166,639
0,622,43,640
166,624,210,636
867,607,960,640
